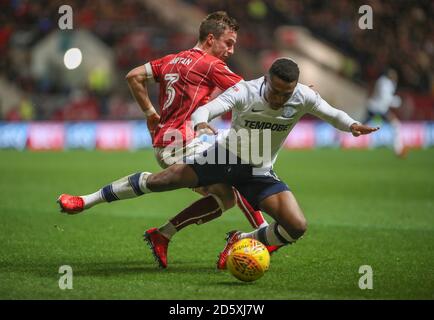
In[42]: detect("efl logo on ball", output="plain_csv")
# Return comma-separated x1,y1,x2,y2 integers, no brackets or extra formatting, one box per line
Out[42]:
227,238,270,282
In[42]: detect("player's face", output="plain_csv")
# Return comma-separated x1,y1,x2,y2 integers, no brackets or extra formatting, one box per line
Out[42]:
265,75,297,110
209,29,237,61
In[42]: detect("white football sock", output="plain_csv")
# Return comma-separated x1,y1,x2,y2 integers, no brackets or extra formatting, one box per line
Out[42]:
81,172,152,208
258,221,269,229
239,222,296,246
265,222,296,245
391,119,404,155
81,191,105,209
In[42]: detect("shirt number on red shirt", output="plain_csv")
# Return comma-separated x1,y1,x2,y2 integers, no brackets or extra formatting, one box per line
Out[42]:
163,73,180,110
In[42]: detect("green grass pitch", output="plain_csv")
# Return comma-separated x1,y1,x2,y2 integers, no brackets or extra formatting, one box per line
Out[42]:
0,148,433,299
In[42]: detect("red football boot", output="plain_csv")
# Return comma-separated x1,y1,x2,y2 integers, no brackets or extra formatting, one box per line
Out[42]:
216,230,241,270
266,245,282,255
57,194,84,214
144,228,169,269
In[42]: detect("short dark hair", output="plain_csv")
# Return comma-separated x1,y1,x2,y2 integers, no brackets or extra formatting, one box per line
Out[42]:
199,11,239,42
269,58,300,83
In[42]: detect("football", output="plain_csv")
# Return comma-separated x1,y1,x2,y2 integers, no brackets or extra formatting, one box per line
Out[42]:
226,238,270,282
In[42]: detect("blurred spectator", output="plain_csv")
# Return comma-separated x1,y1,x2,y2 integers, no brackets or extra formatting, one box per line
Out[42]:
191,0,433,93
54,89,100,121
5,96,34,121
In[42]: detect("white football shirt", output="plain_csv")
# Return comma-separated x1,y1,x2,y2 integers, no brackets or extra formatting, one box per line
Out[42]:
367,75,402,114
192,77,358,172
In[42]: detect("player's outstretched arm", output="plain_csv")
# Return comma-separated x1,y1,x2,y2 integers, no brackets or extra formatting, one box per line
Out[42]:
350,123,380,137
307,92,380,137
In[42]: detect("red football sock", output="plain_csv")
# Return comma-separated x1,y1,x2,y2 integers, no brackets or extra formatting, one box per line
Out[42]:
233,188,267,228
169,195,222,231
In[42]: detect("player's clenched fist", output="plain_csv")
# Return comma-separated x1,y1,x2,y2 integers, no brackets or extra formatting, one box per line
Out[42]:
146,113,160,139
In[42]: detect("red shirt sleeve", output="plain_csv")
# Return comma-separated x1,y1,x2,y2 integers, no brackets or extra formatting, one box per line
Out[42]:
211,61,243,91
149,54,175,83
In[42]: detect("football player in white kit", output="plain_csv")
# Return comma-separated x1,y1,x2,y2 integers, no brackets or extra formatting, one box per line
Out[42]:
187,58,379,268
364,68,406,157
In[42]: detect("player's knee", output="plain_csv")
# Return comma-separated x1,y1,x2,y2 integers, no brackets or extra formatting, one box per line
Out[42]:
289,217,307,239
209,187,235,211
220,192,235,211
212,194,235,212
146,173,165,190
280,216,307,240
147,165,191,190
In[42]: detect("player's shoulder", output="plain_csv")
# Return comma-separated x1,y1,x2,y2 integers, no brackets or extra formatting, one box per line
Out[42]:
294,83,320,98
294,83,313,95
243,77,265,92
288,83,320,107
221,77,263,103
229,77,263,95
154,53,177,65
157,48,201,64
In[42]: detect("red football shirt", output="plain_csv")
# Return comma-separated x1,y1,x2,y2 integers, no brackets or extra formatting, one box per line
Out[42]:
149,48,242,147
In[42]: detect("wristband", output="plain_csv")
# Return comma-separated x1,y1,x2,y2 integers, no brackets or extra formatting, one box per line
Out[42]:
144,108,157,117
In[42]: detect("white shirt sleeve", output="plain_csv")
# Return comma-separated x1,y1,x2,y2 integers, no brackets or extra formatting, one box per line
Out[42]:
143,62,156,83
191,99,232,128
191,81,248,128
303,86,358,132
311,100,358,132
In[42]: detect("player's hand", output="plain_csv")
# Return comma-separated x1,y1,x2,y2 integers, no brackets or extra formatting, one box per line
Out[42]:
350,123,380,137
146,113,160,139
195,122,217,137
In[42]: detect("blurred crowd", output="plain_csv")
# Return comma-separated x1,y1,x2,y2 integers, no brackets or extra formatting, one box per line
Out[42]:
0,0,432,121
188,0,433,92
1,0,194,121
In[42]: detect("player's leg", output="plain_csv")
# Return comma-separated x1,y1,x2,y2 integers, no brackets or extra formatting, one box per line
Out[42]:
57,164,199,214
57,142,193,213
218,190,307,269
145,183,237,268
159,139,270,235
386,111,406,157
191,186,269,230
145,144,254,268
238,190,307,246
57,172,152,214
190,185,269,231
233,188,268,228
153,140,239,237
156,140,235,231
151,143,236,238
216,175,291,268
235,191,280,252
146,184,275,269
145,183,236,269
233,188,284,253
156,183,236,241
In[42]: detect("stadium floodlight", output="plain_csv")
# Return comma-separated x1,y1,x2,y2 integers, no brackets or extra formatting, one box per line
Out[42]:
64,48,82,70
